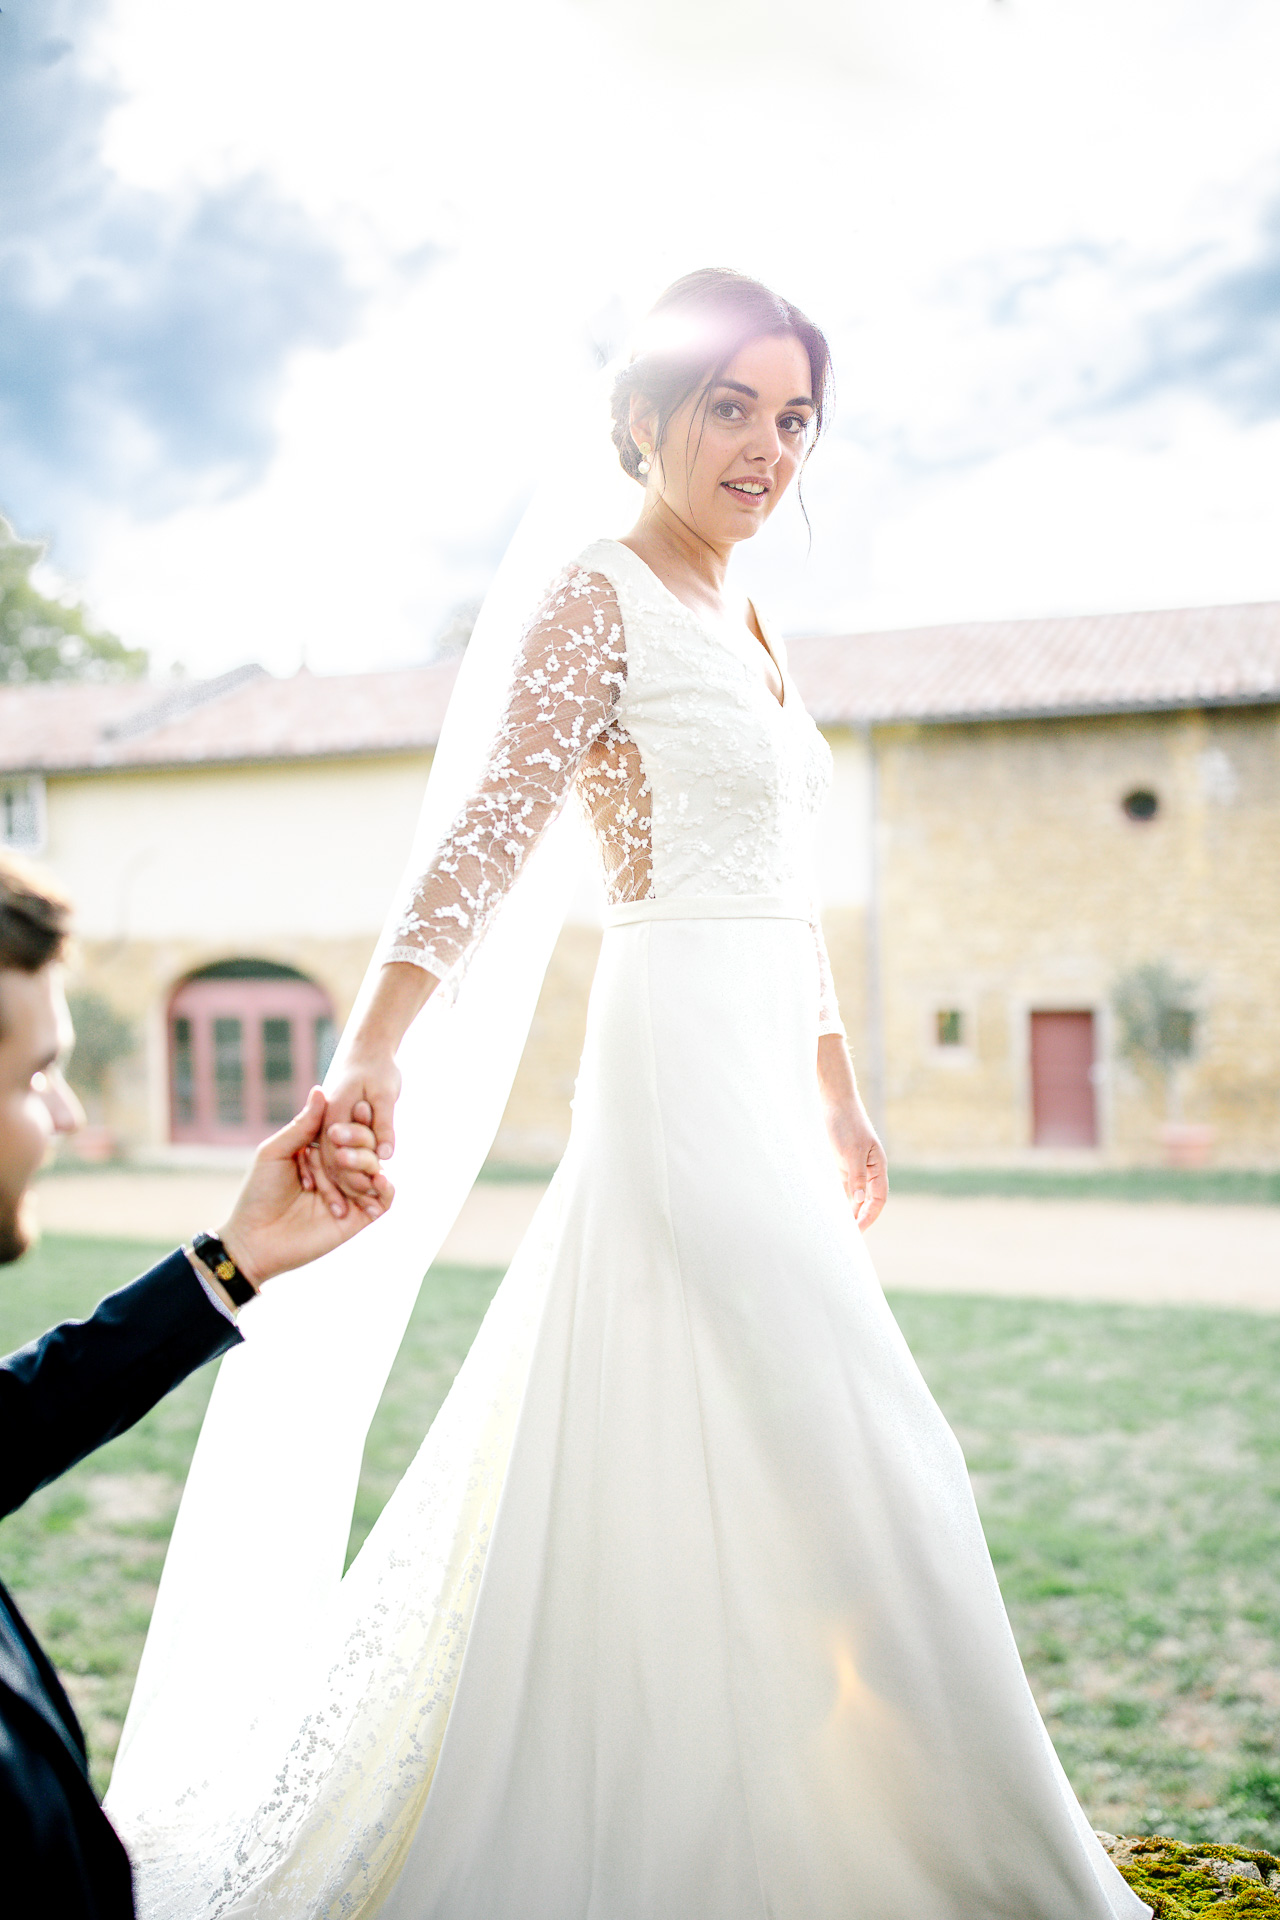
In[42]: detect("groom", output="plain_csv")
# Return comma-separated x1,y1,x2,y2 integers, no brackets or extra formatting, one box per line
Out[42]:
0,851,392,1918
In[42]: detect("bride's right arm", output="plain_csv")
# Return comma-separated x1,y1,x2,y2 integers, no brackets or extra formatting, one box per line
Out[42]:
319,567,625,1195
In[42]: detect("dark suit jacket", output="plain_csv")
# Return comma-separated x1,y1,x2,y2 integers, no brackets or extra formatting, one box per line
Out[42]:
0,1251,241,1919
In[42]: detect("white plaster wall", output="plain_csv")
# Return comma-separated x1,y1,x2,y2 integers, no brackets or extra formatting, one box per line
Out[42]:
44,754,434,943
42,731,870,951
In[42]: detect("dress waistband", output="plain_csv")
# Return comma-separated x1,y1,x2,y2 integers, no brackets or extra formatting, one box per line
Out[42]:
605,893,811,928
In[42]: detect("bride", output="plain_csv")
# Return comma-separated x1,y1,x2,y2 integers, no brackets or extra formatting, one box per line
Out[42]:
108,269,1149,1919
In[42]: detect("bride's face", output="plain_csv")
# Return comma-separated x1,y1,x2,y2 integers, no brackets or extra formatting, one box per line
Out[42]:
636,333,816,546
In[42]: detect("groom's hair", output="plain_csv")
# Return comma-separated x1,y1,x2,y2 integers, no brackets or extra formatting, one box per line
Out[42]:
0,851,71,978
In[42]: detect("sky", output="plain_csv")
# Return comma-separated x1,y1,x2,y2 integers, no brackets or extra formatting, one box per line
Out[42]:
2,0,1279,677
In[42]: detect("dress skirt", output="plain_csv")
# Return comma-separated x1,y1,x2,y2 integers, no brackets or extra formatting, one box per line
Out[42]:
138,906,1146,1919
352,904,1145,1920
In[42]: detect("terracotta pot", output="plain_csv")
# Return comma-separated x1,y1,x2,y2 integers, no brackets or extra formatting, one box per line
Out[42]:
1158,1122,1214,1169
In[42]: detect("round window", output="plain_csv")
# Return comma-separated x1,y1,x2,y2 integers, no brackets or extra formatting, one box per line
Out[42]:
1122,789,1159,822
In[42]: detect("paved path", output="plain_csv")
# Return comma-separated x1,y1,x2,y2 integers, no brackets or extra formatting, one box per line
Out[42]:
32,1171,1280,1311
870,1194,1280,1312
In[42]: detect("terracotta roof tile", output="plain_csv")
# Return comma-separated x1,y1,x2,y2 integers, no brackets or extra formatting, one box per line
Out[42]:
0,662,460,774
3,598,1278,777
787,601,1280,725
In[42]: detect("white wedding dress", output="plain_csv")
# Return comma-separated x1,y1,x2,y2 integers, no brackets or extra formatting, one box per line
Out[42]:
113,538,1148,1919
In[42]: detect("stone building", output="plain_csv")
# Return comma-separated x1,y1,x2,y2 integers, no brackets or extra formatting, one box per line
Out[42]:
0,666,451,1155
797,600,1280,1166
3,598,1278,1168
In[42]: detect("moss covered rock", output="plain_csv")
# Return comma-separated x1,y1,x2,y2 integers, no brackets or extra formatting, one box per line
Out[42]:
1096,1833,1280,1916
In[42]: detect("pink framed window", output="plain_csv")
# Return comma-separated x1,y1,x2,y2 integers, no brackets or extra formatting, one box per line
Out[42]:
168,964,336,1146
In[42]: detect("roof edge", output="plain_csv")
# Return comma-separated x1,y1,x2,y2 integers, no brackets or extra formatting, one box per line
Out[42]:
811,689,1280,728
1,740,440,780
788,595,1280,649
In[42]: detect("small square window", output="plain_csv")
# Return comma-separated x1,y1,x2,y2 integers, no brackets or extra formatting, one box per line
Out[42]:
1,776,46,852
936,1009,965,1048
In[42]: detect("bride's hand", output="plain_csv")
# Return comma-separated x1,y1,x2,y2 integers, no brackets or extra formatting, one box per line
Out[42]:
317,1053,402,1201
828,1102,889,1231
304,962,436,1202
817,1033,889,1231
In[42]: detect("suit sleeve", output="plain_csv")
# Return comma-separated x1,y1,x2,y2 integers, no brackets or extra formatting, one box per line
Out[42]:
0,1250,241,1520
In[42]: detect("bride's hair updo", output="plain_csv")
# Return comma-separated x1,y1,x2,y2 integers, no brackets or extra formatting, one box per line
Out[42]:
610,268,833,484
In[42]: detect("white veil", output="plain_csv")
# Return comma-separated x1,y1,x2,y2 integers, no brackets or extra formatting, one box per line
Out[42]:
110,365,639,1797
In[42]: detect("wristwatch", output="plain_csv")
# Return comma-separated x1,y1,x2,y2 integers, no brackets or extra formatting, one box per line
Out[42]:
191,1232,257,1307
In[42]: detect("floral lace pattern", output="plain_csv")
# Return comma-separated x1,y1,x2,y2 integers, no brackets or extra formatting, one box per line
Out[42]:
389,542,843,1035
387,566,637,979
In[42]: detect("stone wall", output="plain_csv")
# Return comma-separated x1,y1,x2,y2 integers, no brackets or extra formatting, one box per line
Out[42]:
872,705,1280,1162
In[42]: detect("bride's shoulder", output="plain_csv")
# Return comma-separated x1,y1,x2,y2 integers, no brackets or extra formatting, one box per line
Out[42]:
567,539,668,620
528,540,637,628
520,548,628,658
568,536,634,588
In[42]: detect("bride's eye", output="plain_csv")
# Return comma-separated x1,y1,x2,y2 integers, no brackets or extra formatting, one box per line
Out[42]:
780,413,811,436
713,400,745,422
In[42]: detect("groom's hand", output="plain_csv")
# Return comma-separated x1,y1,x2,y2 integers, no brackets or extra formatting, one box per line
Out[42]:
219,1088,394,1288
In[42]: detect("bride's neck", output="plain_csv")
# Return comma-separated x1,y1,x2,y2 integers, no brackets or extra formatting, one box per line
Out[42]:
623,498,731,602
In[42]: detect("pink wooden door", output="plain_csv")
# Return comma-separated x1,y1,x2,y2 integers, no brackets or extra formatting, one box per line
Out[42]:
1030,1010,1098,1148
169,975,335,1146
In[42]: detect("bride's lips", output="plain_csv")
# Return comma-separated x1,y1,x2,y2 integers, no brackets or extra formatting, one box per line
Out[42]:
721,477,772,503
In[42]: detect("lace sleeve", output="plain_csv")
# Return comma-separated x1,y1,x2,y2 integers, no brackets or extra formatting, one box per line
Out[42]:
386,566,625,987
811,906,845,1038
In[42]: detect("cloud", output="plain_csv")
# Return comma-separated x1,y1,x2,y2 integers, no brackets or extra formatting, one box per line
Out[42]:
835,166,1280,487
1128,193,1280,423
0,0,361,551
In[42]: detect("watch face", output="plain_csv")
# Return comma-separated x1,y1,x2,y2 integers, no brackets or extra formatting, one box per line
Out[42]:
214,1258,237,1283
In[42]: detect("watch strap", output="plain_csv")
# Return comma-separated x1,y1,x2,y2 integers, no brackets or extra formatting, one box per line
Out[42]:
191,1232,257,1307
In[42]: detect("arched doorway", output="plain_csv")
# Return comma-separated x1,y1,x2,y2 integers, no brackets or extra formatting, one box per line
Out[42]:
168,961,337,1146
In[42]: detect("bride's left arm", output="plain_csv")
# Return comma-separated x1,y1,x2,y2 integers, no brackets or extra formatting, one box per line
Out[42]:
818,1033,889,1231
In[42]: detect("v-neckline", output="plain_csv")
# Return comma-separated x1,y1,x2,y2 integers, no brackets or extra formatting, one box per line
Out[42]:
604,539,787,712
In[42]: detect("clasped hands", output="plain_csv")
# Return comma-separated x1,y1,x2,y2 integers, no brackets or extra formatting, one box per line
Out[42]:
296,961,431,1218
214,1085,395,1291
297,1049,402,1215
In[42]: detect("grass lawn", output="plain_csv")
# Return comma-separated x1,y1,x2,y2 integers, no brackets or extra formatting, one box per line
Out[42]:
1,1235,1278,1850
888,1165,1280,1205
477,1161,1280,1204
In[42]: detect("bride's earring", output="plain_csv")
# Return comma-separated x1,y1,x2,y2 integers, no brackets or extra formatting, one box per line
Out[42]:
637,443,652,477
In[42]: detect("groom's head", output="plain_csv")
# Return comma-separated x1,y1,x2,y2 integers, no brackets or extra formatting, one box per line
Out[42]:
0,853,83,1264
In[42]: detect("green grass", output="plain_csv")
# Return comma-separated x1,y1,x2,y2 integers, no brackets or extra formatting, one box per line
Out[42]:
890,1291,1280,1850
889,1165,1280,1205
1,1234,1278,1847
482,1160,1280,1203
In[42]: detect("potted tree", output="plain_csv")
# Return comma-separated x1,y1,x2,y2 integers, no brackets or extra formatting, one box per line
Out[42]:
64,989,136,1162
1112,962,1210,1167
